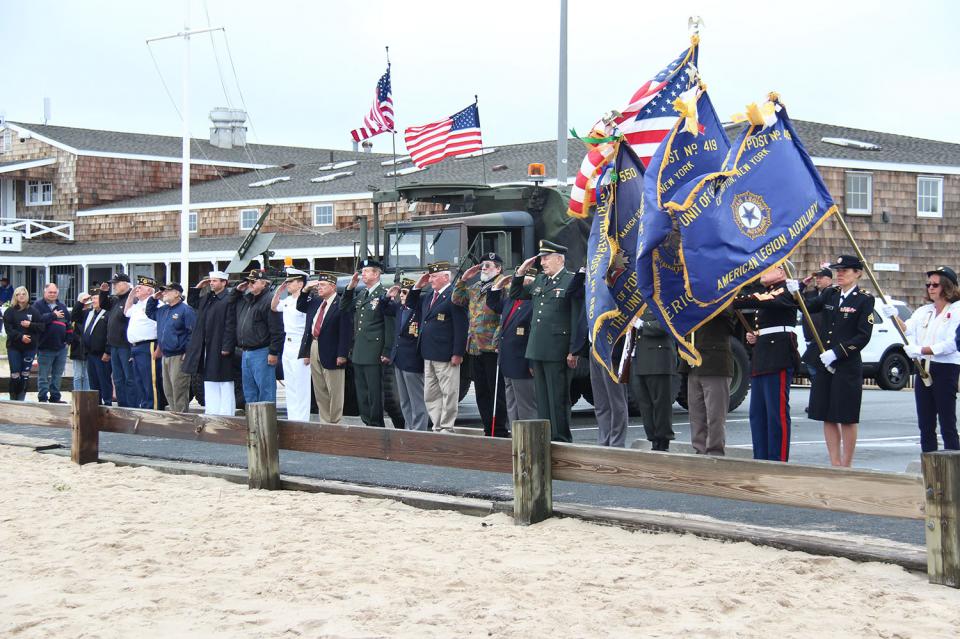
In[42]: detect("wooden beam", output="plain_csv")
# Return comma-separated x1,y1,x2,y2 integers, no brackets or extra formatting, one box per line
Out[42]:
98,406,247,446
512,420,552,525
0,400,72,428
70,390,100,465
551,443,925,520
922,451,960,587
277,421,513,474
246,402,280,490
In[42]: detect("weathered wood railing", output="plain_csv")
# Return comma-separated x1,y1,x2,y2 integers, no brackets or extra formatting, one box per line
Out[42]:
0,392,956,588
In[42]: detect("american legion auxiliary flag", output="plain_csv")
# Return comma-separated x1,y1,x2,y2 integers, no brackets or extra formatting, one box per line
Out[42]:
670,97,838,304
350,66,395,142
632,88,733,365
404,103,483,168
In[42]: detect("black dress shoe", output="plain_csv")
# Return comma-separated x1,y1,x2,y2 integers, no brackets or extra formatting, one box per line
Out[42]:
49,399,65,404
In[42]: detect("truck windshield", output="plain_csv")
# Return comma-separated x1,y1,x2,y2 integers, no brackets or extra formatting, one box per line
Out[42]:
424,227,461,265
385,229,422,269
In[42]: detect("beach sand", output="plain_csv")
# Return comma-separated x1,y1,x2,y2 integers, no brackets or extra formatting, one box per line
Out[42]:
1,444,958,638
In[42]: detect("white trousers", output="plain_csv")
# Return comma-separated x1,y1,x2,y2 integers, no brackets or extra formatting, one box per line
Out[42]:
283,341,312,422
204,381,236,416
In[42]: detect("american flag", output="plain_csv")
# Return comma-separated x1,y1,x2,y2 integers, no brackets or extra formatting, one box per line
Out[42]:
350,67,394,143
614,47,697,166
567,45,697,217
404,103,483,168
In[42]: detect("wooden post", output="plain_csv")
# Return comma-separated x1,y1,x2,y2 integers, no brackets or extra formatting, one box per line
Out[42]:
245,401,280,490
71,390,100,465
512,419,552,525
922,451,960,587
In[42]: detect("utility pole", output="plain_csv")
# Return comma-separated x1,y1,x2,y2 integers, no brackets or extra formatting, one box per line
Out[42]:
147,1,222,286
556,0,568,187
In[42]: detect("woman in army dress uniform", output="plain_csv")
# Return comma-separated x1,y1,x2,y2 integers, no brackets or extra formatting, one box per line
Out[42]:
793,255,875,467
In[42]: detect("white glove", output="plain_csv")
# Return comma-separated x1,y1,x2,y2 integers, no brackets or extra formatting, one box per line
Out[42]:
878,303,898,318
785,279,800,294
819,350,837,367
904,344,922,359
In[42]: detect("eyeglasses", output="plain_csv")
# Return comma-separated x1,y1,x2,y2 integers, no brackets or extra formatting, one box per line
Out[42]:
926,282,941,289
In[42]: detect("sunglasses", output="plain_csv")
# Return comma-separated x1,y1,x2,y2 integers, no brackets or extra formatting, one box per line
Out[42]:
926,282,941,288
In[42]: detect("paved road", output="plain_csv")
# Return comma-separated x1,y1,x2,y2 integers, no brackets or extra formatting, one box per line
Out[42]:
0,384,928,546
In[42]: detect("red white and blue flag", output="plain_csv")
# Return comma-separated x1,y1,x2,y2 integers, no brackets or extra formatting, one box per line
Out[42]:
350,66,395,142
404,103,483,168
614,47,697,166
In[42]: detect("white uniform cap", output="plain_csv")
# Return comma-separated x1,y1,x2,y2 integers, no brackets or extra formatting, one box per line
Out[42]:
209,270,229,280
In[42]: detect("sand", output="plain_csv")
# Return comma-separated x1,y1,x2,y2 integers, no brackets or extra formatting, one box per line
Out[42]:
1,444,958,638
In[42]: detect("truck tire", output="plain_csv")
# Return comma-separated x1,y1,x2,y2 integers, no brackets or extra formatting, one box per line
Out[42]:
728,338,750,411
876,348,910,391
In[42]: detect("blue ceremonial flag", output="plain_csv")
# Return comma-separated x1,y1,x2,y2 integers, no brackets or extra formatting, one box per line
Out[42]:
585,144,646,380
673,100,837,304
633,88,733,364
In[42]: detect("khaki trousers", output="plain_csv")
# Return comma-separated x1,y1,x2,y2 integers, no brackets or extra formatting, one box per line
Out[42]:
424,359,460,432
688,375,730,455
162,354,191,413
311,340,344,424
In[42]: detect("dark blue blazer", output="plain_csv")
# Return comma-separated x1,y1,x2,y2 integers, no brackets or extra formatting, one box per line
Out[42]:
486,288,533,380
383,297,424,374
296,293,351,369
408,286,467,362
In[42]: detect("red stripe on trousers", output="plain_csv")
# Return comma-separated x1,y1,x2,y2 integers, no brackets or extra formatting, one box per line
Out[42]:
779,369,789,461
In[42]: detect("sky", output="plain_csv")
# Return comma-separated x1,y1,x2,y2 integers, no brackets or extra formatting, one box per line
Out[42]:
1,0,957,154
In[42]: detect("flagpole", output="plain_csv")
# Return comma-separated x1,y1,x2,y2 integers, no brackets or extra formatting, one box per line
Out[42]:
386,46,398,193
831,211,931,385
475,94,487,184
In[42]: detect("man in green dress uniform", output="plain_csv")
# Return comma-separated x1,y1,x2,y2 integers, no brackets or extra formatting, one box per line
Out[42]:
509,240,583,442
342,259,394,427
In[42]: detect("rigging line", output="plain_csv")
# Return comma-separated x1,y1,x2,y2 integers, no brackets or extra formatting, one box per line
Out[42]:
203,0,233,106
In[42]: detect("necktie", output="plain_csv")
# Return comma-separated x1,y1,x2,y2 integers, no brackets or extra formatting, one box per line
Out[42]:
504,299,522,326
430,291,439,309
312,300,327,338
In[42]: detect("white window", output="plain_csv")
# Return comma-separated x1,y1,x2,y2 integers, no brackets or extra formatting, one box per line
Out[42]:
26,180,53,206
240,208,259,230
313,203,334,226
189,210,198,233
0,130,10,154
917,176,943,218
844,171,872,215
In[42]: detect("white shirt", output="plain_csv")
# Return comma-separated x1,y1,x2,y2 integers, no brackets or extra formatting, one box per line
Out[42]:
904,301,960,364
124,297,157,344
277,295,306,336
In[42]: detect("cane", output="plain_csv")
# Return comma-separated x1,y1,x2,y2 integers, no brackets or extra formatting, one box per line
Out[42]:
489,356,502,437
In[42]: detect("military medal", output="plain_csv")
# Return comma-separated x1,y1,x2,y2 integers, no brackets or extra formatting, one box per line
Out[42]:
371,299,379,309
555,289,563,298
532,287,542,296
517,327,525,336
437,313,445,321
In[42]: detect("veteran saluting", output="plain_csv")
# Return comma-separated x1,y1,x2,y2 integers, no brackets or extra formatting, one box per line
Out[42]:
509,240,583,442
342,258,394,428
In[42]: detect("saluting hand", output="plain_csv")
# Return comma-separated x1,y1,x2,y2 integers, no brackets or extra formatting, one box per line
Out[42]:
196,278,211,289
414,272,430,289
386,285,401,299
348,272,360,290
517,255,538,275
462,264,481,280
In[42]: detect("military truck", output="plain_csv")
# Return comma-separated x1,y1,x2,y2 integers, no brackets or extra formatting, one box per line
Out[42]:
376,181,750,413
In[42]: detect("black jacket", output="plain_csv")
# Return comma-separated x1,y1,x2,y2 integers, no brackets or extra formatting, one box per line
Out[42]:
99,289,132,348
679,309,735,377
733,283,799,375
3,304,43,352
31,298,71,352
77,308,110,357
804,286,875,363
183,287,237,382
69,300,90,360
233,287,284,355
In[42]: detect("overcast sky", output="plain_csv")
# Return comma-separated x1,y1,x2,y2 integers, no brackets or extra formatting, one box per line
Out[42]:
2,0,957,155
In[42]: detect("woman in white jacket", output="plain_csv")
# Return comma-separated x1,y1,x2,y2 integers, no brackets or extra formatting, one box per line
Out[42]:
881,266,960,452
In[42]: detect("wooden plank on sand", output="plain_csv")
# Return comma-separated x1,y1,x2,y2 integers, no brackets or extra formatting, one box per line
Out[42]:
98,406,247,446
277,421,513,474
551,443,925,520
0,399,72,428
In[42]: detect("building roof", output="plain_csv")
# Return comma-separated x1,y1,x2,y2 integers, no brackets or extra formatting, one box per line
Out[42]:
9,117,960,217
7,121,373,168
79,138,587,213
